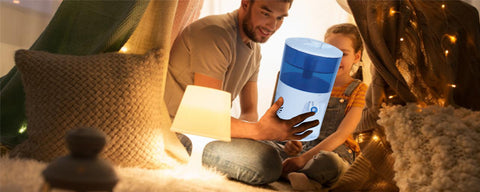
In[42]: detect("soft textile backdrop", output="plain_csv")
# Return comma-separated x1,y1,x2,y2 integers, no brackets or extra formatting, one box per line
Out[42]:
1,0,151,148
330,0,480,191
1,0,205,164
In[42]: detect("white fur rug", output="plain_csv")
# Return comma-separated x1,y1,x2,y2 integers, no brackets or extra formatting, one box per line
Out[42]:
378,104,480,192
0,156,285,192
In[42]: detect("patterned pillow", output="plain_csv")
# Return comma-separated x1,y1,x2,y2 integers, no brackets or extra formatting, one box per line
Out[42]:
10,49,186,169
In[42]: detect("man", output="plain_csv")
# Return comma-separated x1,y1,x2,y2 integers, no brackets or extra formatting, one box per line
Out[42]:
165,0,318,185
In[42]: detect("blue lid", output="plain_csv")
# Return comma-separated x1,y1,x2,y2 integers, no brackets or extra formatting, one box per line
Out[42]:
284,38,342,73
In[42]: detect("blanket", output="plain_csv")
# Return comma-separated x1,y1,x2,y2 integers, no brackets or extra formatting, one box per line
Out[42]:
0,157,281,192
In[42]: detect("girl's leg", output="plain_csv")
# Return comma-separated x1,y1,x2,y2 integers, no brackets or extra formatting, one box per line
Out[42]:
300,151,350,187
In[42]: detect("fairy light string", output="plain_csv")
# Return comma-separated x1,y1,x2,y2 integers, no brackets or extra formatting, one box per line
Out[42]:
442,2,458,91
388,2,457,104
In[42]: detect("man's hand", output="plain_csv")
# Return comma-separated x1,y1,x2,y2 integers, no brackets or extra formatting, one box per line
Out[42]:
284,141,303,156
256,97,319,141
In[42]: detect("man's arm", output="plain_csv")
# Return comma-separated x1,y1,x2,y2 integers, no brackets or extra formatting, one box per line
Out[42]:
238,81,258,122
194,73,318,141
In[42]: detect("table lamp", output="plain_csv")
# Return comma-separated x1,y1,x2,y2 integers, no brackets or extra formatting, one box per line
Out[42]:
171,85,231,167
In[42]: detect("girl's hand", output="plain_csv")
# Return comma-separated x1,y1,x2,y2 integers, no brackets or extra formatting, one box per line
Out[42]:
281,156,309,177
284,141,303,156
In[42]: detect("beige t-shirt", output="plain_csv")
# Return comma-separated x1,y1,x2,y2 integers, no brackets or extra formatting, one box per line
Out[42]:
165,10,261,119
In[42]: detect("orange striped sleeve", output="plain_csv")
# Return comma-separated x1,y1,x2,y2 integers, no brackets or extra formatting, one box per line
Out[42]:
330,81,368,114
330,86,346,98
350,83,368,109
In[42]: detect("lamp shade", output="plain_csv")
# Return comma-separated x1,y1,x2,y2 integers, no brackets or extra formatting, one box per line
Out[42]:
171,85,231,142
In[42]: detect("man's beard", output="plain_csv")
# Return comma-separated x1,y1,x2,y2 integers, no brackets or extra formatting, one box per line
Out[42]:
242,7,269,43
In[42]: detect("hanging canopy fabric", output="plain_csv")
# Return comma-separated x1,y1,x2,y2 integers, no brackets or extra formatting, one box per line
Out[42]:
0,0,150,148
349,0,480,134
351,0,480,133
0,0,204,163
330,0,480,191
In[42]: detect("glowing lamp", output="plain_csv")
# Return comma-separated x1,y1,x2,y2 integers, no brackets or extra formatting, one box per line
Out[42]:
171,85,231,166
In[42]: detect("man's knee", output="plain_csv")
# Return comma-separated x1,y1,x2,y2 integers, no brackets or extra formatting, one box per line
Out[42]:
202,139,282,185
246,142,283,184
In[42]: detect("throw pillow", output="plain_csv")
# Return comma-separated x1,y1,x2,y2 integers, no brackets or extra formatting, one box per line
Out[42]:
10,49,187,169
378,104,480,191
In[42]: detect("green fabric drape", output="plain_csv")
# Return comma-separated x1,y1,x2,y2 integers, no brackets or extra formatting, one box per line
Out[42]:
0,0,150,148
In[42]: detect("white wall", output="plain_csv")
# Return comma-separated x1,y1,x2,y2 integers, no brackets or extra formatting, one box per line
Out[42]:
201,0,355,118
0,0,60,76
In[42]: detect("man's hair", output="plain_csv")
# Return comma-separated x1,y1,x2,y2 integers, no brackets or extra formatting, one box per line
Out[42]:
250,0,294,7
250,0,293,2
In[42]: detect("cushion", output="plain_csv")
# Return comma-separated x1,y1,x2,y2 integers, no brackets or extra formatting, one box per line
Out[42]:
378,104,480,191
10,49,186,169
0,0,150,149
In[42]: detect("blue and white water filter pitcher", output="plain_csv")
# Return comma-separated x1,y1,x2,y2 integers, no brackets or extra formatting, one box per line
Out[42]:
274,37,342,141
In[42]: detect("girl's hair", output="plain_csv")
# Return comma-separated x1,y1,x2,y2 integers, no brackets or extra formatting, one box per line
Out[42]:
325,23,364,80
325,23,363,54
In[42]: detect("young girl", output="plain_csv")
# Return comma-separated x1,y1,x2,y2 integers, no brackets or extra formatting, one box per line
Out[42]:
279,23,368,189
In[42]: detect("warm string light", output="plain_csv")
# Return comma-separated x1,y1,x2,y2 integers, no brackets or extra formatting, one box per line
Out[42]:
410,2,453,63
446,34,457,43
441,34,457,56
440,2,458,100
442,34,457,53
18,124,27,134
357,137,363,144
442,34,457,57
441,2,453,58
396,2,457,108
415,103,425,112
372,135,380,142
12,0,20,4
389,7,399,17
120,46,128,53
394,6,404,42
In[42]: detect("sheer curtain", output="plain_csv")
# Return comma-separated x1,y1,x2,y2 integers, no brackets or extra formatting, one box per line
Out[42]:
200,0,354,118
